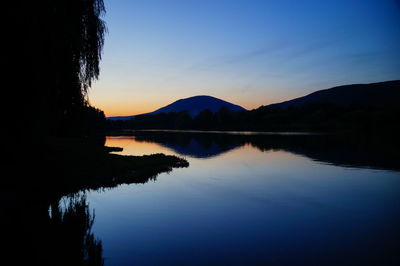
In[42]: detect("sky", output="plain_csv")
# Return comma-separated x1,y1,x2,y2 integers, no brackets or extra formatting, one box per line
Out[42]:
89,0,400,117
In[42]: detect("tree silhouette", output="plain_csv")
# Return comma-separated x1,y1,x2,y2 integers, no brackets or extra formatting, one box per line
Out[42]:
7,0,107,141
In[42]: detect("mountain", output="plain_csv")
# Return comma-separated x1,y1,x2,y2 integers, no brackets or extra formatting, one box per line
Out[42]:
108,95,247,120
269,80,400,108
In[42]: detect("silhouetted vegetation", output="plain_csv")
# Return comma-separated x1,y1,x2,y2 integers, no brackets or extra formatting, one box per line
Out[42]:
109,103,400,133
8,0,107,144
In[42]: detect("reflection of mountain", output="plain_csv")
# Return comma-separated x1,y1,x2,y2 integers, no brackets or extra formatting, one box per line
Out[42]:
162,139,240,158
134,131,241,158
130,131,400,171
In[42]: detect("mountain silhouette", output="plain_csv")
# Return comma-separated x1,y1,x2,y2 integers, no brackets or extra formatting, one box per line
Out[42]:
108,95,247,120
269,80,400,108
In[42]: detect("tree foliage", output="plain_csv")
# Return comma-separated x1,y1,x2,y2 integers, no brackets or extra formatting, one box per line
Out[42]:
8,0,107,140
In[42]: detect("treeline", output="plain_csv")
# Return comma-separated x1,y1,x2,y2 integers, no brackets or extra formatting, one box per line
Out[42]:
108,103,400,133
60,105,107,137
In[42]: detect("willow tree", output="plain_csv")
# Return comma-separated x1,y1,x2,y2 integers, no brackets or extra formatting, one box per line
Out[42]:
49,0,107,135
9,0,107,138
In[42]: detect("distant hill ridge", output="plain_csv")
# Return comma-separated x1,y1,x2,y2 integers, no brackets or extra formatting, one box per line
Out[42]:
108,80,399,120
269,80,400,108
108,95,247,120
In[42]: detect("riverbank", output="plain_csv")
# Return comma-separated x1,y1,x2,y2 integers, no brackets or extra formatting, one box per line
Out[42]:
4,135,189,217
43,136,188,196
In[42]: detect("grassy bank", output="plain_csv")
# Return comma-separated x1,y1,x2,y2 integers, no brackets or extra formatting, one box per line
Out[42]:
43,137,189,196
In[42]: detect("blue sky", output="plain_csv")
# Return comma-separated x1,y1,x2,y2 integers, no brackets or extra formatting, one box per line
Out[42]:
90,0,400,116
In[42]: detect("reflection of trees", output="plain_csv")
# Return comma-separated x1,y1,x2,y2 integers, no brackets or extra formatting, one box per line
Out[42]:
4,193,104,266
131,131,400,170
48,193,104,266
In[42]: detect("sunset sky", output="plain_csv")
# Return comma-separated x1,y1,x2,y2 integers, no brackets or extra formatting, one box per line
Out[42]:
90,0,400,117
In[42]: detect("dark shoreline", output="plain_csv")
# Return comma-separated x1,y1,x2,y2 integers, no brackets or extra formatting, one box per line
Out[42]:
42,136,189,198
3,135,189,265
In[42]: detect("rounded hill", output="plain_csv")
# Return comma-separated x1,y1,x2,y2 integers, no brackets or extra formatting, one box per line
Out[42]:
108,95,247,120
150,95,247,117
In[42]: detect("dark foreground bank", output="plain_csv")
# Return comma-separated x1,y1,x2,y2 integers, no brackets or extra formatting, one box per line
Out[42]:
3,136,188,266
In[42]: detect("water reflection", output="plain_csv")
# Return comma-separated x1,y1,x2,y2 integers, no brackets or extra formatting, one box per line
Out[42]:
49,193,104,266
110,131,400,171
8,132,398,266
4,192,104,266
90,132,400,265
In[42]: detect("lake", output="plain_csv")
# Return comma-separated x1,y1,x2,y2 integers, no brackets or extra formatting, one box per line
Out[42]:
68,131,400,265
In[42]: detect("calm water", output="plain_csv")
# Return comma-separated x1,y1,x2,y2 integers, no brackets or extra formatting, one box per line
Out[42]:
76,132,399,265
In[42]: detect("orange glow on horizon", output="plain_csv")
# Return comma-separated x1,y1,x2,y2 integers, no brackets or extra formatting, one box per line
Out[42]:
97,103,160,117
89,85,304,117
91,93,295,117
